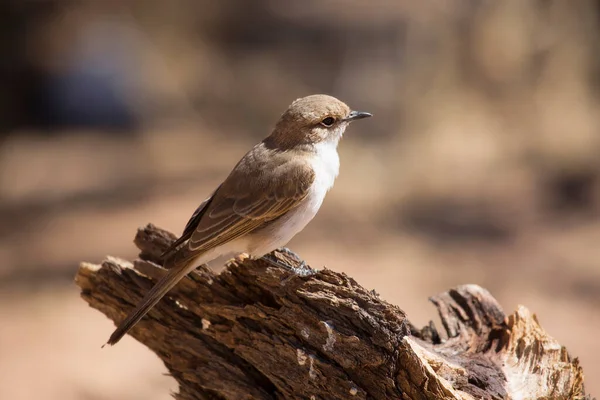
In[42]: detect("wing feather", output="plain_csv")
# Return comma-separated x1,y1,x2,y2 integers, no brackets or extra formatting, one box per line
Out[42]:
161,187,219,260
187,151,315,253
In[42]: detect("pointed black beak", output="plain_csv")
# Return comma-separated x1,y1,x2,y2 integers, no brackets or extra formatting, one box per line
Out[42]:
344,110,372,122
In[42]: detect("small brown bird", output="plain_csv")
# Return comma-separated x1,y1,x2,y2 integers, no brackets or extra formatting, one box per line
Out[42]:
106,94,371,345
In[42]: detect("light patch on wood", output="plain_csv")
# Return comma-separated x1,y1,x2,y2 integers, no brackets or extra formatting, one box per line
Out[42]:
500,305,584,399
106,256,133,269
175,300,188,310
321,321,336,351
301,327,310,339
401,337,469,398
297,349,307,366
79,262,101,271
308,355,317,379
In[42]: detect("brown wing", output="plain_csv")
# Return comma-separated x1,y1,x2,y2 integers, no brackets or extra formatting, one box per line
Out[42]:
161,185,220,260
106,145,315,346
187,145,315,253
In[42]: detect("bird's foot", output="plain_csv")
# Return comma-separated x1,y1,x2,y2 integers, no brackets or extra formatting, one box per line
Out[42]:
260,249,317,277
278,247,304,263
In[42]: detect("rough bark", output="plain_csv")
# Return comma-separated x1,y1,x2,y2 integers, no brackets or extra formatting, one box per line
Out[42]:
75,224,588,400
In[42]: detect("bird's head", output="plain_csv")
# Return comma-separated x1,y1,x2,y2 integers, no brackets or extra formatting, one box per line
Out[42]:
266,94,371,150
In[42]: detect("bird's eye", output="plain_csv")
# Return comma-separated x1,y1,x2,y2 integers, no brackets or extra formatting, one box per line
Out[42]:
320,117,336,127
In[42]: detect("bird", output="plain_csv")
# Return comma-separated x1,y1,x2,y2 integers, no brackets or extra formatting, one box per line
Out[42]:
106,94,371,346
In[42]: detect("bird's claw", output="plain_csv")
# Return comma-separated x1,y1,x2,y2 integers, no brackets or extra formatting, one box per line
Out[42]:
260,249,317,278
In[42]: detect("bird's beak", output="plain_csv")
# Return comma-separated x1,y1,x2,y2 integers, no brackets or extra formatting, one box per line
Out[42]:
343,110,372,122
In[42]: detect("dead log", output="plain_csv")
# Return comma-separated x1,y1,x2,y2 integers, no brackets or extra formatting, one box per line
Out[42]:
75,223,589,400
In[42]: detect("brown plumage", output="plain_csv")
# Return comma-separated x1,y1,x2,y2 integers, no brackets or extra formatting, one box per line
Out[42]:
106,94,371,346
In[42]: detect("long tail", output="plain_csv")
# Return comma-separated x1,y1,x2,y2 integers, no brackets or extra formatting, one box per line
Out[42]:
105,260,195,346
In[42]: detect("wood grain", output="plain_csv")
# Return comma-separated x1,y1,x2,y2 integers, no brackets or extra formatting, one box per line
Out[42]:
75,224,588,400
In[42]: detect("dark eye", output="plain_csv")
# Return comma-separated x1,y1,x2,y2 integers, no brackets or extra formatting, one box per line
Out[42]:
320,117,335,127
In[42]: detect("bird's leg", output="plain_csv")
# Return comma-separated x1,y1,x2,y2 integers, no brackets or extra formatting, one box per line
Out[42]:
277,247,321,276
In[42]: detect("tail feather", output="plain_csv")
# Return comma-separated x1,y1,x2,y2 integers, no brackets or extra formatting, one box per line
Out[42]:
106,261,195,346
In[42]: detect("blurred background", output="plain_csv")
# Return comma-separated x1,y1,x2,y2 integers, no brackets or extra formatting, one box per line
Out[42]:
1,1,599,398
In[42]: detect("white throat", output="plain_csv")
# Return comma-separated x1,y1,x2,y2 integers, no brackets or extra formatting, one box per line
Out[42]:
310,139,340,192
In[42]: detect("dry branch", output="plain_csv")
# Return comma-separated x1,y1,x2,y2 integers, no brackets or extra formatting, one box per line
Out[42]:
75,224,588,400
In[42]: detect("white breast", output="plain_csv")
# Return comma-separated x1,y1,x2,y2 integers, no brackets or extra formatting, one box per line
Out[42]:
247,140,340,257
280,140,340,232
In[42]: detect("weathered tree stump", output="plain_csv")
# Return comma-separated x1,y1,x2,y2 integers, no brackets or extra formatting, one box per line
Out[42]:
75,224,588,400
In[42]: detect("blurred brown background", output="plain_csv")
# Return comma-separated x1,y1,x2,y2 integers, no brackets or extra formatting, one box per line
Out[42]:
1,1,599,398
